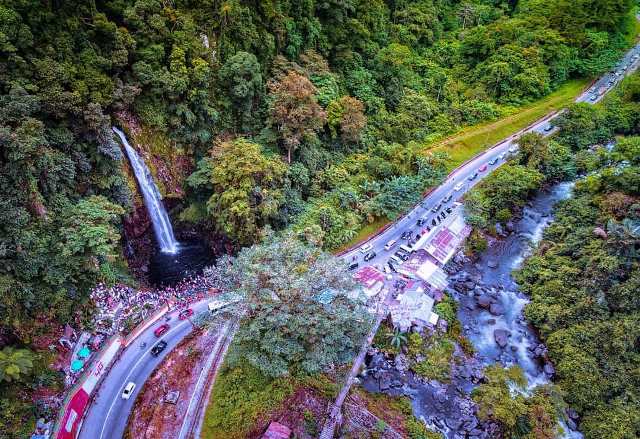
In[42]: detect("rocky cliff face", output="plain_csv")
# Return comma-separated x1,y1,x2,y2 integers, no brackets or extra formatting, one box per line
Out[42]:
115,112,195,283
116,111,194,203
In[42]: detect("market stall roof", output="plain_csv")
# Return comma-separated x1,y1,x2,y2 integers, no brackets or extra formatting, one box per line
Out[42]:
70,359,84,372
78,347,91,359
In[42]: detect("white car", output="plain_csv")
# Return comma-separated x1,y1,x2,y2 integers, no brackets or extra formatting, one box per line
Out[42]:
384,239,397,251
453,182,464,192
359,243,373,254
122,382,136,400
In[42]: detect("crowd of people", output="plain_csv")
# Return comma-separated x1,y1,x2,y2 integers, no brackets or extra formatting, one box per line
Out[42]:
90,273,222,336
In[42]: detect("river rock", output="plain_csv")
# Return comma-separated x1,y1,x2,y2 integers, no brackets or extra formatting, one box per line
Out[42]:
506,220,515,232
489,303,505,316
593,227,608,239
567,418,578,431
477,294,493,308
463,417,479,431
379,374,391,390
495,222,506,236
543,362,555,376
494,329,511,348
445,417,463,430
566,408,579,420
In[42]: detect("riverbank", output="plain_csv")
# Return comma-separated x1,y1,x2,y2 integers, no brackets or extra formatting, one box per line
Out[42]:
359,181,580,438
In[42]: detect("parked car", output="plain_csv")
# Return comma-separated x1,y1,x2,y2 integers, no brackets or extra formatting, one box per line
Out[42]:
384,239,397,251
443,193,453,203
401,231,412,240
208,300,229,314
468,172,478,181
394,252,409,261
348,262,359,271
359,243,373,254
399,245,413,254
151,340,168,357
154,324,169,337
454,182,464,192
489,157,499,165
178,308,193,320
122,382,136,399
431,203,442,213
543,124,554,132
364,251,376,262
498,152,507,160
389,255,404,265
387,261,397,273
416,218,425,226
478,164,488,172
446,207,453,214
508,146,518,154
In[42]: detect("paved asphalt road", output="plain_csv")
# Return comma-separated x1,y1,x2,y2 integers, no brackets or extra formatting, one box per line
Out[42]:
79,300,213,439
342,41,640,270
78,41,640,439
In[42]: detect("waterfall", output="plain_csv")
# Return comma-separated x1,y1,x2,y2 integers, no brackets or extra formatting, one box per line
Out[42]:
113,127,179,254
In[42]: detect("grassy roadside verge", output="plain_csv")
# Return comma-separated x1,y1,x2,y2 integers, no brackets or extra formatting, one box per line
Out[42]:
430,78,589,171
333,78,589,254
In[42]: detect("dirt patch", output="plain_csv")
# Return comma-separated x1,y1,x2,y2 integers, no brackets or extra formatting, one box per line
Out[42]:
124,327,221,439
248,385,331,439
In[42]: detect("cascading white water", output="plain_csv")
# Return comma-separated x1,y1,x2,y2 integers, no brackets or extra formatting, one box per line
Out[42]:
113,127,179,254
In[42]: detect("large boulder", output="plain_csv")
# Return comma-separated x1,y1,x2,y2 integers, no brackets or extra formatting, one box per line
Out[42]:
489,303,505,316
494,329,511,348
477,294,493,309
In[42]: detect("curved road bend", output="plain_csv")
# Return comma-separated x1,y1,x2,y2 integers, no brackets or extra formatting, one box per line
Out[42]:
77,41,640,439
341,41,640,267
79,299,213,439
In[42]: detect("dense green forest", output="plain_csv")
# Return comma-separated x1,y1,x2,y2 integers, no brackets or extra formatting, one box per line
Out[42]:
0,0,637,436
515,77,640,439
462,72,640,438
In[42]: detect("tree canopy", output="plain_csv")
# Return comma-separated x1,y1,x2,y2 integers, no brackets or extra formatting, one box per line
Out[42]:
207,234,371,377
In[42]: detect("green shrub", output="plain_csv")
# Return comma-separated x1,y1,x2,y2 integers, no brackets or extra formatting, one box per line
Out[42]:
202,356,295,439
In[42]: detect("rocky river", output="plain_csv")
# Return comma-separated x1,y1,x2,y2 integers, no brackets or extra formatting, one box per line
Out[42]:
360,182,583,438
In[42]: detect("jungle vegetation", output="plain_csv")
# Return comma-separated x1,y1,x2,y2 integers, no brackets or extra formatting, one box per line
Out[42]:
0,0,637,436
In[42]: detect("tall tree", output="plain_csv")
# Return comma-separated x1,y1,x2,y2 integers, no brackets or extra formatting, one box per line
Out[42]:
267,71,326,163
187,138,288,245
209,234,371,377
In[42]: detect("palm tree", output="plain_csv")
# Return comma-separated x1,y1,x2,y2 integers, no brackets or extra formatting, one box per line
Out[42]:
0,347,34,383
388,329,408,351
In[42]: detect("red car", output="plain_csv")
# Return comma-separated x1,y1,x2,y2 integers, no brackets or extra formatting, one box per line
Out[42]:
478,163,488,172
178,308,194,320
154,323,170,337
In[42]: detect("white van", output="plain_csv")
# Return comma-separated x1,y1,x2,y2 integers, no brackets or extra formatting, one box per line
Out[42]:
399,244,413,254
389,255,404,265
122,382,136,399
384,239,397,251
208,300,228,313
454,182,464,192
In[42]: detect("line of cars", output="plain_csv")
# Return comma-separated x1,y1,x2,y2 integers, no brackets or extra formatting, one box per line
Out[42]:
346,147,511,273
589,53,639,102
120,307,195,399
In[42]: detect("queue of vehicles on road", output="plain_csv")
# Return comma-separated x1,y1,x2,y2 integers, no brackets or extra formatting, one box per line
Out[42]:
346,147,518,273
119,301,221,400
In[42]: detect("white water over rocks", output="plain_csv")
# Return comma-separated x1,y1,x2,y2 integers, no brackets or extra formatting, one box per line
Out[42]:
113,127,178,254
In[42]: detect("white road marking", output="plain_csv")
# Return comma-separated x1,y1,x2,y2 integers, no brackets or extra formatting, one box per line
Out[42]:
98,319,190,439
